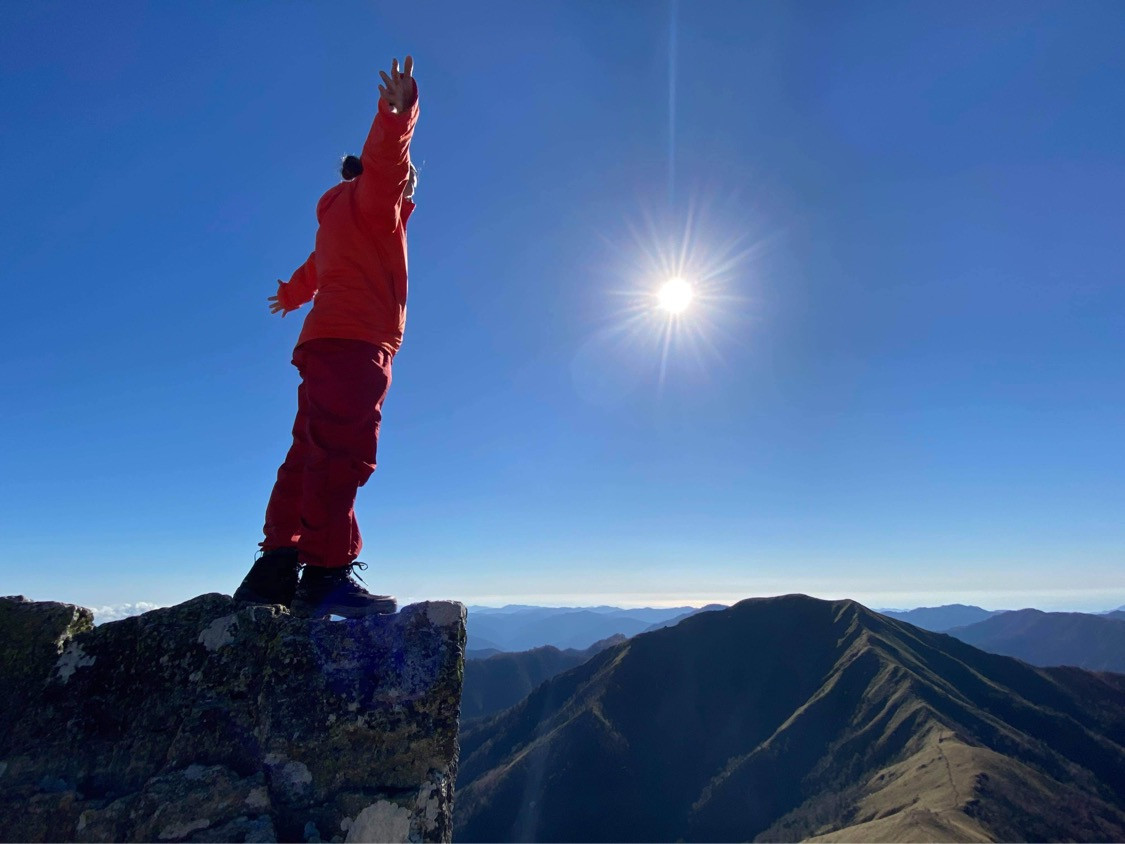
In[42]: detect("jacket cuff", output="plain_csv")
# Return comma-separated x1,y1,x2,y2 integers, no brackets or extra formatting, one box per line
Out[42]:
377,89,419,125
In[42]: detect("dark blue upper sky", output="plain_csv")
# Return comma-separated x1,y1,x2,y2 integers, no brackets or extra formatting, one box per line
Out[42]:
2,1,1123,612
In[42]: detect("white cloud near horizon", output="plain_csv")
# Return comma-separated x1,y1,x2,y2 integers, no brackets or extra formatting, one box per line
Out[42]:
92,602,166,624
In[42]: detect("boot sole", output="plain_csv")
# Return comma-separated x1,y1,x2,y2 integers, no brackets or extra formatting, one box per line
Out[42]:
291,598,397,618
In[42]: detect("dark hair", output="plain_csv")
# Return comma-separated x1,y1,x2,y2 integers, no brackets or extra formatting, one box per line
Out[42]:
341,155,363,180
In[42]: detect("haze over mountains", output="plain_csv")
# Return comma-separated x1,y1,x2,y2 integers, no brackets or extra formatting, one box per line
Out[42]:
455,595,1125,842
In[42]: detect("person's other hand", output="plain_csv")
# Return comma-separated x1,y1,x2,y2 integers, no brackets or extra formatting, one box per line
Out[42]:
379,56,416,114
268,292,286,317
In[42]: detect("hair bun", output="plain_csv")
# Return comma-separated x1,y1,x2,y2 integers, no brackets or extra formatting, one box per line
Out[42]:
340,155,364,180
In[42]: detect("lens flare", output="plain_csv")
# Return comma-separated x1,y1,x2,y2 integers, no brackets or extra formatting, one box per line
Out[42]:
586,192,765,393
657,277,693,314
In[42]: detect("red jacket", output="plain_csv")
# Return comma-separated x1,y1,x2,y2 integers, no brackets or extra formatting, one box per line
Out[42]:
275,95,419,356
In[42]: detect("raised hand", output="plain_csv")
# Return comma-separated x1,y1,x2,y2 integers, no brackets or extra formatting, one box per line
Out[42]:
268,292,286,317
378,56,417,114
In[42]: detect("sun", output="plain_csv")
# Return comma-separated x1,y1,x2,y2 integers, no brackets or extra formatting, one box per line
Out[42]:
657,277,694,314
595,195,759,389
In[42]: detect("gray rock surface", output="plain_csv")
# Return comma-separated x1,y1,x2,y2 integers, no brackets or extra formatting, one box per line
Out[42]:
0,594,465,843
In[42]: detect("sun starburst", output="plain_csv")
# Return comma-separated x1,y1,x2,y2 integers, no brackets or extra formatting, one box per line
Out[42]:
586,194,765,391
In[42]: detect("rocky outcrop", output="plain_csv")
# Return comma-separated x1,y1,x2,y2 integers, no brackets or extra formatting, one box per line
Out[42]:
0,594,465,843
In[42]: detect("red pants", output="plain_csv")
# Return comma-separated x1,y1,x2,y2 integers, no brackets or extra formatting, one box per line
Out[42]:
261,338,392,568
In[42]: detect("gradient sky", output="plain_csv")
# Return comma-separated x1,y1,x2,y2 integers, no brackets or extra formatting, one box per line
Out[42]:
2,1,1123,614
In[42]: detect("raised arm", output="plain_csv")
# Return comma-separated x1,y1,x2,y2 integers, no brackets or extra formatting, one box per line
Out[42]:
268,251,318,317
355,56,419,222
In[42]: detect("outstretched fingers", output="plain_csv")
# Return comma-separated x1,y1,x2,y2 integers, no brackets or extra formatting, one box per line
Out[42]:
378,57,416,110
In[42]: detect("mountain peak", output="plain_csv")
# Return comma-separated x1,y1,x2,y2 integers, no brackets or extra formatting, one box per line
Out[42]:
456,596,1125,842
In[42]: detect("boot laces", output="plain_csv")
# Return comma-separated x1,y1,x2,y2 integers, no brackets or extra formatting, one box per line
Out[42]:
345,561,369,586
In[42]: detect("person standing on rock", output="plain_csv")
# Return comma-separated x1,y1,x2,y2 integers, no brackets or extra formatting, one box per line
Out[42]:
234,56,419,618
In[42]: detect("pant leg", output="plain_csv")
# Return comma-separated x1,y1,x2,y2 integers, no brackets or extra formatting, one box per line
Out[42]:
261,360,311,551
296,338,392,568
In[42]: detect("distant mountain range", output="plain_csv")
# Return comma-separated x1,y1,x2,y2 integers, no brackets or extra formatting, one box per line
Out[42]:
468,605,705,624
873,604,1125,672
946,609,1125,673
466,604,724,651
877,603,1002,631
455,595,1125,842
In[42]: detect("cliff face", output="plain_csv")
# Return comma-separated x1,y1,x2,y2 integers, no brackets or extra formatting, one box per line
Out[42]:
0,593,466,844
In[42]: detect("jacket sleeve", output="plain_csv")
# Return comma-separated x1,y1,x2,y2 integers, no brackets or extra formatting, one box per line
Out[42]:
276,252,318,312
355,92,419,225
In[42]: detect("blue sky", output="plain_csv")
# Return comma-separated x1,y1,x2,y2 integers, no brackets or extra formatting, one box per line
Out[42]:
2,1,1123,613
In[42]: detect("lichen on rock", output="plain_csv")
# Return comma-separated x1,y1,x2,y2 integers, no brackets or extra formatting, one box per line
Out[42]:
0,594,465,843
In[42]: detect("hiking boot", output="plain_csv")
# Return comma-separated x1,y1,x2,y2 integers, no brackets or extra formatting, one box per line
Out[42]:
233,547,300,607
291,561,397,618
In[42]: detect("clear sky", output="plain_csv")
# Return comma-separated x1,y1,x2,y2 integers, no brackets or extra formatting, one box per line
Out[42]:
2,1,1123,615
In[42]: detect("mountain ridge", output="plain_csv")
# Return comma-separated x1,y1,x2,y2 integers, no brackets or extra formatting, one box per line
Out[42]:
461,635,627,721
455,594,1125,842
